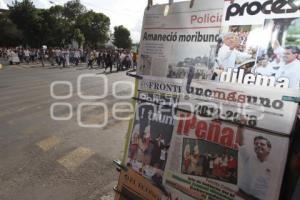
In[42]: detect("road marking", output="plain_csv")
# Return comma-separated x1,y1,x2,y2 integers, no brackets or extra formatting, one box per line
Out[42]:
11,65,26,70
57,147,95,171
36,136,60,151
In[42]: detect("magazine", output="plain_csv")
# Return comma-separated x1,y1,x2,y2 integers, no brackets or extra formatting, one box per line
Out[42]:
212,0,300,90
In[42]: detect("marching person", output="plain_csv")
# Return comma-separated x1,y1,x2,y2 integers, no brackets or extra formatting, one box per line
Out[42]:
104,51,113,73
87,50,95,69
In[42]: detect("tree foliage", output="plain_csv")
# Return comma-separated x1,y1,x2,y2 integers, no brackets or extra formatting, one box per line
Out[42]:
113,25,132,49
76,11,110,48
0,13,23,46
0,0,112,48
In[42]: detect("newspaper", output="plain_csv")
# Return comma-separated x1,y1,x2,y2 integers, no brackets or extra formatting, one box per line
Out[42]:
137,0,223,82
163,112,289,200
139,75,299,135
125,91,179,194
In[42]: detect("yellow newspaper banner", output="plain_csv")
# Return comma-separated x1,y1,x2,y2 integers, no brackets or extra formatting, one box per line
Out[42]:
115,168,163,200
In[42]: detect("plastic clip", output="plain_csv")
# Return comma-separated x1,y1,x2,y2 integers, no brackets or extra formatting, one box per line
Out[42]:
113,160,128,172
190,0,195,8
126,70,143,79
147,0,153,10
282,95,300,103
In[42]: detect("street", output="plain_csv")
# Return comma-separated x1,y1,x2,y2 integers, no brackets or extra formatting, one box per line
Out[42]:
0,63,134,200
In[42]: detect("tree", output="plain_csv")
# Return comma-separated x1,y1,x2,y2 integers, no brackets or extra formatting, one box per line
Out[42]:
8,0,43,47
73,28,85,47
0,13,23,46
113,25,132,49
76,11,110,48
0,0,110,48
63,0,86,23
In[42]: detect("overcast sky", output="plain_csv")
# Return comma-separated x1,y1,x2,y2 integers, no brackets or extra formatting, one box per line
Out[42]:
2,0,183,42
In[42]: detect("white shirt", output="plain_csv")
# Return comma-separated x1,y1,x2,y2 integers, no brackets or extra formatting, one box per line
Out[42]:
255,61,282,76
74,51,80,58
238,146,272,200
275,59,300,89
216,44,252,70
143,165,156,178
273,46,285,59
160,149,166,161
131,160,142,172
24,50,30,57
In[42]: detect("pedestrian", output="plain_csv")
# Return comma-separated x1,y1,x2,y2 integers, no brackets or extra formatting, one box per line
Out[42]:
24,48,30,64
87,51,94,69
104,51,113,73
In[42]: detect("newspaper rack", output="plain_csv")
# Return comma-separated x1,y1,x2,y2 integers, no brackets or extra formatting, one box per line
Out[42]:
114,0,300,199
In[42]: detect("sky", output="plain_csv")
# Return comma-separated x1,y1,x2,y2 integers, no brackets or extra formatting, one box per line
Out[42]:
2,0,183,43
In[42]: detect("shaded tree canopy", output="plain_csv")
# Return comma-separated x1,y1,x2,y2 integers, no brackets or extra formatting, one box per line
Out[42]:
0,0,114,48
76,11,110,48
113,25,132,49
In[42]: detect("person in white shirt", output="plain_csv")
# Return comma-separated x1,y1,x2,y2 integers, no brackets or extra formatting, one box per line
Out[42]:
275,46,300,89
255,57,282,76
24,49,30,64
272,40,285,61
237,127,273,200
216,32,252,70
74,49,80,66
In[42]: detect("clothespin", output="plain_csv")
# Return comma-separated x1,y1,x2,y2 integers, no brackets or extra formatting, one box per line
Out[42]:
147,0,153,10
113,160,128,172
282,95,300,103
190,0,195,8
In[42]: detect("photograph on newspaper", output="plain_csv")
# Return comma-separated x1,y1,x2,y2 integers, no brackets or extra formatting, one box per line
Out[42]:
181,138,238,185
126,92,178,193
211,0,300,89
163,112,289,200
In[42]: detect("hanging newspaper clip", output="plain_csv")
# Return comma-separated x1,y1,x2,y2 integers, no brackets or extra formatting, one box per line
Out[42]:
282,95,300,103
113,159,128,172
190,0,195,8
147,0,153,10
126,69,143,79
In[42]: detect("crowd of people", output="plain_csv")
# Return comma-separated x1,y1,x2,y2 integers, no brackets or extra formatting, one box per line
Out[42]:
0,47,138,72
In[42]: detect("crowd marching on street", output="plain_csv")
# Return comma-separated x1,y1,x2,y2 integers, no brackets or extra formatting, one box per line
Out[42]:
0,47,138,73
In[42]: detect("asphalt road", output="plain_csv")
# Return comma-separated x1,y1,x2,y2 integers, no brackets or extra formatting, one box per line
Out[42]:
0,63,134,200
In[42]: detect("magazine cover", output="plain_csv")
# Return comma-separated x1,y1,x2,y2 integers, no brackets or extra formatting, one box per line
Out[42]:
124,91,179,195
138,76,299,135
137,0,223,82
212,0,300,89
163,112,290,200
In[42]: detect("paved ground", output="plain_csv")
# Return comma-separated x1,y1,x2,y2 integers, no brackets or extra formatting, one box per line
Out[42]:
0,63,134,200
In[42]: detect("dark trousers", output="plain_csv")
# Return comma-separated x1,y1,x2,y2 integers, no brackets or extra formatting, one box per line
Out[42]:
105,62,112,72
